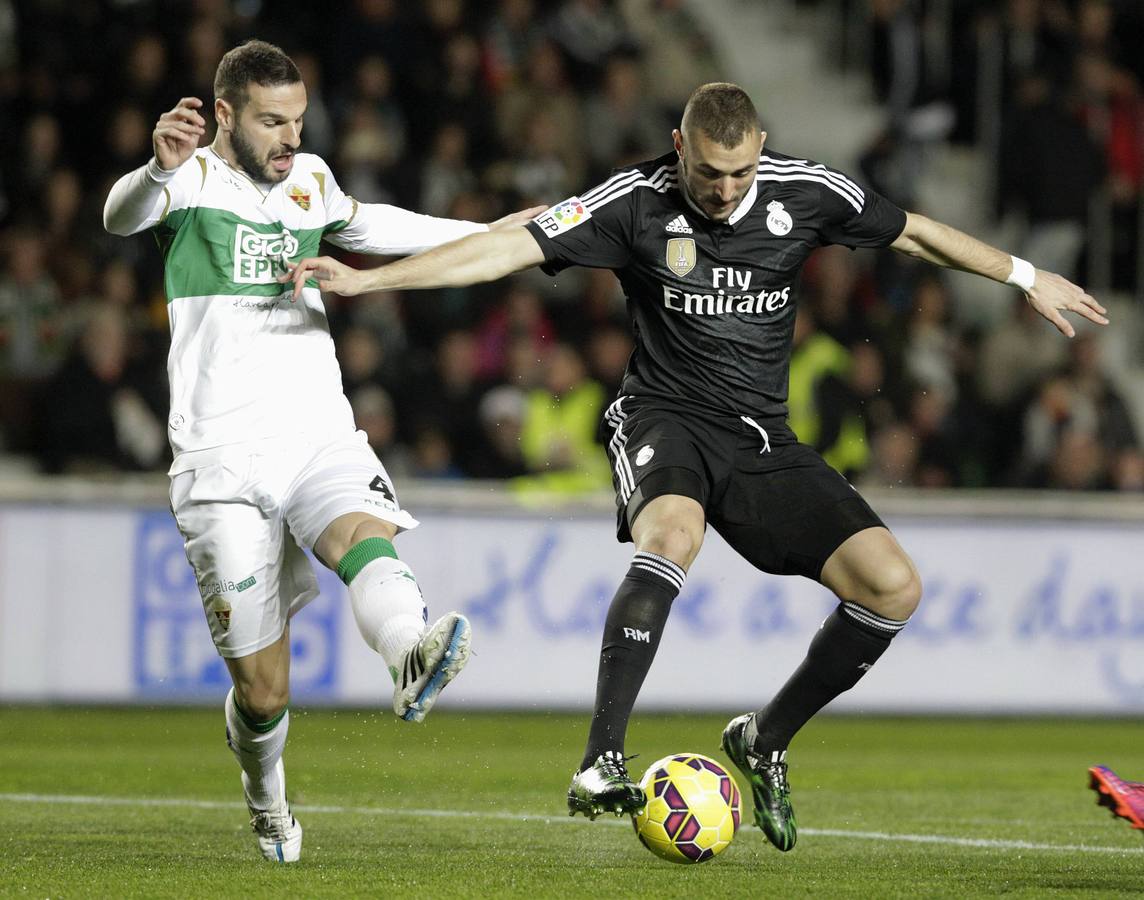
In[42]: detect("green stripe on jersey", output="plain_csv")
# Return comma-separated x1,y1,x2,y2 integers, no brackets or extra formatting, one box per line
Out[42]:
155,206,325,302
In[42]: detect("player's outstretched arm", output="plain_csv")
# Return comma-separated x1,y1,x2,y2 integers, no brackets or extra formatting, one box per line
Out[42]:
890,211,1109,338
489,205,548,230
284,225,545,298
104,97,206,236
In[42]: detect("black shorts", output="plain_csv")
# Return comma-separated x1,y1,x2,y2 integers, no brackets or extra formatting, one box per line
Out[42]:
602,396,885,582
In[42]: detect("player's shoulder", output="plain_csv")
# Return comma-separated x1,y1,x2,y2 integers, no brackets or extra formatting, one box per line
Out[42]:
581,150,680,214
165,148,214,188
287,152,338,202
608,149,678,180
290,151,331,175
756,145,866,213
758,146,844,173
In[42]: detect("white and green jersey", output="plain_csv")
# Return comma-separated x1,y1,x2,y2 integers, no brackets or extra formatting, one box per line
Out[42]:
104,149,486,472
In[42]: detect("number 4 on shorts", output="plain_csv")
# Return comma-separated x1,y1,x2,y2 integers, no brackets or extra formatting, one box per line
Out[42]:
369,475,395,503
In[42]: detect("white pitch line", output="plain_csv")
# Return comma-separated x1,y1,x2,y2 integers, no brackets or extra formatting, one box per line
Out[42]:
1,792,1141,856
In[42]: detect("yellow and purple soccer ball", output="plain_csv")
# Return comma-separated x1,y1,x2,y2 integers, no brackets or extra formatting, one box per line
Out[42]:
631,753,741,863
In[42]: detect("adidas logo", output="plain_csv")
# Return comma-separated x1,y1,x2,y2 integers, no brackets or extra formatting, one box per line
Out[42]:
665,214,692,234
401,644,425,688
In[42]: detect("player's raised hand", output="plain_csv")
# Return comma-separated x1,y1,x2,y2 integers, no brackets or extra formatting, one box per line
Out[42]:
489,205,548,230
153,97,206,172
281,256,366,299
1024,270,1109,338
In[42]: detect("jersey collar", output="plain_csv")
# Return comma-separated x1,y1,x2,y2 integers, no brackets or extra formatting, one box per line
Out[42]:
209,147,275,198
679,177,759,228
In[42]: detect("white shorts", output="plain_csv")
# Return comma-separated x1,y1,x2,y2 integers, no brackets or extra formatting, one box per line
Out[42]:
169,430,418,659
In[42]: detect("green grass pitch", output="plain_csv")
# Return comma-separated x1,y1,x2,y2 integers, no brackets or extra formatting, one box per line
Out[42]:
1,708,1142,898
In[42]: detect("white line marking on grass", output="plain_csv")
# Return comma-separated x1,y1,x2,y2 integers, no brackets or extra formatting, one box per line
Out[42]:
801,827,1144,855
2,792,1141,856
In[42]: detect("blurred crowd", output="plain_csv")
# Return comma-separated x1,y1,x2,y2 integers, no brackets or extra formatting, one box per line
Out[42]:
0,0,1140,493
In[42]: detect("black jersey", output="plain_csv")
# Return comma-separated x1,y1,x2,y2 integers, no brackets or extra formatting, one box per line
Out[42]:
523,147,906,418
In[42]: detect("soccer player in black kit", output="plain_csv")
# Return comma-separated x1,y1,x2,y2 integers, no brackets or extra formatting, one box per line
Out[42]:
288,83,1107,851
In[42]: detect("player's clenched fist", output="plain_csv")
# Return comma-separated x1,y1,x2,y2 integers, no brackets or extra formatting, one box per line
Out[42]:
153,97,207,172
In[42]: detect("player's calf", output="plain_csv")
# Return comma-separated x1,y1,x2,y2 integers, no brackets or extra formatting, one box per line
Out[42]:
334,536,470,721
224,689,301,861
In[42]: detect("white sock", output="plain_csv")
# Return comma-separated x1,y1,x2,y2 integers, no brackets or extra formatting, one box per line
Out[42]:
225,688,289,811
348,556,427,677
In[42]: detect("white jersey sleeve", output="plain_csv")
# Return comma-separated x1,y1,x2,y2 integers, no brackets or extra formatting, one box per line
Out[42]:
315,159,487,256
103,157,203,236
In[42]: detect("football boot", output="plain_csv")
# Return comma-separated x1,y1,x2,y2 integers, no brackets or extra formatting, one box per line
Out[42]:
393,612,472,722
721,713,797,851
567,751,646,819
1089,765,1144,830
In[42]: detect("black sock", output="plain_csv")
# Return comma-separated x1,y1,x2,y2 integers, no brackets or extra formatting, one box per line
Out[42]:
580,551,684,770
750,603,909,753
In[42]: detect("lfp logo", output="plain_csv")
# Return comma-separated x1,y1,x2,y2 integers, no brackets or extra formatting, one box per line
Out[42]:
132,511,338,699
534,197,592,237
552,199,586,224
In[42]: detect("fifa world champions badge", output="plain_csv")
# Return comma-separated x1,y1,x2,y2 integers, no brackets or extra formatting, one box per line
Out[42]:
666,238,696,277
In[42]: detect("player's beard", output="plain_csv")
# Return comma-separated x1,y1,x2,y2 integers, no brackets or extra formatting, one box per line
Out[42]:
680,159,740,222
231,123,293,184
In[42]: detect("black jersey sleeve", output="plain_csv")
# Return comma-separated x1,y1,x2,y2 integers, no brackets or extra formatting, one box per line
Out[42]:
816,169,907,250
523,188,635,275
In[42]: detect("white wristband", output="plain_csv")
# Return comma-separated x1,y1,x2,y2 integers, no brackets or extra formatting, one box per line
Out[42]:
1005,255,1036,293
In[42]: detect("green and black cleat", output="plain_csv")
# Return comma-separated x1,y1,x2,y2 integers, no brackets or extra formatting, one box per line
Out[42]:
721,713,797,851
567,751,646,820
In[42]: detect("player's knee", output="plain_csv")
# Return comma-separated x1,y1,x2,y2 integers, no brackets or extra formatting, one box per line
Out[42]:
635,521,703,570
236,685,289,723
860,556,922,621
316,512,398,569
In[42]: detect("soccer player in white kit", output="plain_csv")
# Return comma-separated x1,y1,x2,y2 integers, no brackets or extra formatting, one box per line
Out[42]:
103,40,537,863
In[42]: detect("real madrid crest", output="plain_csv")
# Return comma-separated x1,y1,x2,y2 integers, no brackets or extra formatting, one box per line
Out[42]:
666,238,696,277
287,184,311,211
766,201,792,236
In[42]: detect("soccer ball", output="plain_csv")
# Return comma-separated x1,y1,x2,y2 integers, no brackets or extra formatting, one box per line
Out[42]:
631,753,741,863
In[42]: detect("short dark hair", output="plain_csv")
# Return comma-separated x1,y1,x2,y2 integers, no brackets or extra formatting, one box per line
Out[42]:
214,40,301,112
681,83,760,148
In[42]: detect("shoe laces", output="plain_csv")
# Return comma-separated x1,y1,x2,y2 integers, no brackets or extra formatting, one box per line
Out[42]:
746,752,790,794
250,808,293,840
764,759,791,786
596,751,637,784
760,760,790,793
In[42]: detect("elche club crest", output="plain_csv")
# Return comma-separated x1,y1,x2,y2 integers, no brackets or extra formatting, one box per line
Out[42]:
287,184,311,210
766,201,793,236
